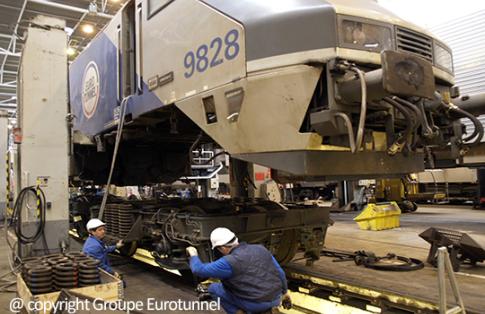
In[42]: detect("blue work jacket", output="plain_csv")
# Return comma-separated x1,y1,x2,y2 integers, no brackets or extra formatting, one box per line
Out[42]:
82,235,116,274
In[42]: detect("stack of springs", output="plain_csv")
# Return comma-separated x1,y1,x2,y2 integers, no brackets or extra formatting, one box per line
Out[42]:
104,204,134,238
21,252,101,294
22,257,52,295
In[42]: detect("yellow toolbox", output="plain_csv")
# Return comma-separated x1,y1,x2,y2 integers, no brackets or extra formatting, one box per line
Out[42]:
354,202,401,231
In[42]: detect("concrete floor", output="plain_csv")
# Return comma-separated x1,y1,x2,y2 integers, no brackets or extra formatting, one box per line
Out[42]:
0,204,484,313
327,204,485,274
0,227,16,313
303,204,485,313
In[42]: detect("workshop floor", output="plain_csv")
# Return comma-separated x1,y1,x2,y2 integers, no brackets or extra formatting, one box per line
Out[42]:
0,205,484,313
327,204,485,272
316,204,485,312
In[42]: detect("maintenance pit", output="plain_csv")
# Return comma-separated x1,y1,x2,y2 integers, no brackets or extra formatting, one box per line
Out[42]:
119,205,485,313
284,205,485,314
2,205,482,313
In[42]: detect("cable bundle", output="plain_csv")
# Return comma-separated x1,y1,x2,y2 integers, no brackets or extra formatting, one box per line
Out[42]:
10,186,46,244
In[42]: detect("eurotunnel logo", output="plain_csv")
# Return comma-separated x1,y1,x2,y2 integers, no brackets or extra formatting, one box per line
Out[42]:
82,61,100,119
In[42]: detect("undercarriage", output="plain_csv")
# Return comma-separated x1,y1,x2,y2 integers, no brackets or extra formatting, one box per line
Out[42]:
71,197,330,269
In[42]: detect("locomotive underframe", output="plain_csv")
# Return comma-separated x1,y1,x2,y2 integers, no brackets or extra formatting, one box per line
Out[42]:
72,198,330,269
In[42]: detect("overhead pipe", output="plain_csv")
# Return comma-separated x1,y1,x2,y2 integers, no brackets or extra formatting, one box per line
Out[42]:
0,0,27,83
28,0,114,19
0,50,21,57
0,34,14,40
0,84,17,89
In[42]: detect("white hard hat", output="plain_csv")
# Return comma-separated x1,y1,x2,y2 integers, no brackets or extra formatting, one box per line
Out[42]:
210,227,237,249
86,218,106,231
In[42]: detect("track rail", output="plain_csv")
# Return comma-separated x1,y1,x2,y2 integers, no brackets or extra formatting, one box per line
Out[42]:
69,231,478,314
282,262,481,314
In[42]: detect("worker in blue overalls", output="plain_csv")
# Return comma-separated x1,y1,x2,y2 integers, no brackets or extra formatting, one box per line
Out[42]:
186,227,291,314
83,218,124,275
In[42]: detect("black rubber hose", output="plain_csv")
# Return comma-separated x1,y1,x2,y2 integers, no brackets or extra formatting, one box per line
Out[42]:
393,97,424,148
393,97,423,131
448,104,484,144
363,256,424,271
11,186,46,244
384,97,415,147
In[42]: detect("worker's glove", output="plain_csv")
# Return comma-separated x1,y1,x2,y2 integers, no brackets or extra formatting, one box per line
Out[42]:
186,246,198,257
116,240,124,249
282,293,292,309
113,272,123,280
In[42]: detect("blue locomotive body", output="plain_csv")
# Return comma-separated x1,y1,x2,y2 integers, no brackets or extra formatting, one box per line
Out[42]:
69,33,163,137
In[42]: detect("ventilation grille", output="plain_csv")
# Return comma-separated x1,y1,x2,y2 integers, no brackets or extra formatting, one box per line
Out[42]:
396,27,433,62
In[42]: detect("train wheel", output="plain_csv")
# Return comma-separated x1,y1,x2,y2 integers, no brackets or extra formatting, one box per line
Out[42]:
119,241,137,256
273,229,299,265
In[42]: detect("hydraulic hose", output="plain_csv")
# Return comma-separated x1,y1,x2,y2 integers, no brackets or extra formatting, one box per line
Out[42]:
350,67,367,153
99,96,131,220
10,186,46,244
393,97,423,148
393,97,423,131
384,97,415,154
335,112,357,153
417,100,435,137
446,102,484,144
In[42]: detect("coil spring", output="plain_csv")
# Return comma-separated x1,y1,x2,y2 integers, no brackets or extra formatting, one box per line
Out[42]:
78,260,101,287
22,257,52,295
104,204,134,237
53,261,78,290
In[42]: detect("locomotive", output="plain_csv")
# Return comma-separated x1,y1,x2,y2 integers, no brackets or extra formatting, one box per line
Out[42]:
69,0,480,269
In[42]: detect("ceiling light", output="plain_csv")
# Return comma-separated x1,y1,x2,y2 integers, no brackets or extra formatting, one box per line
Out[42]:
82,24,94,34
67,47,76,56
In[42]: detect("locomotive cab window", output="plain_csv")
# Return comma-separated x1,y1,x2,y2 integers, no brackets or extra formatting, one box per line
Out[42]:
148,0,174,19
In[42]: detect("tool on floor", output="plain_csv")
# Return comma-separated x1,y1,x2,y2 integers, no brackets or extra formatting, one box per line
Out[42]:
320,248,424,271
437,247,466,314
420,227,485,272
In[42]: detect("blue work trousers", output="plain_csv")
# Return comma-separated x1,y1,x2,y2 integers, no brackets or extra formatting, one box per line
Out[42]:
208,282,280,314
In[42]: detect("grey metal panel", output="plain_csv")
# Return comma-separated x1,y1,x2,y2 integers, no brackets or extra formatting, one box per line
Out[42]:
432,11,485,142
202,0,337,61
234,151,424,178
